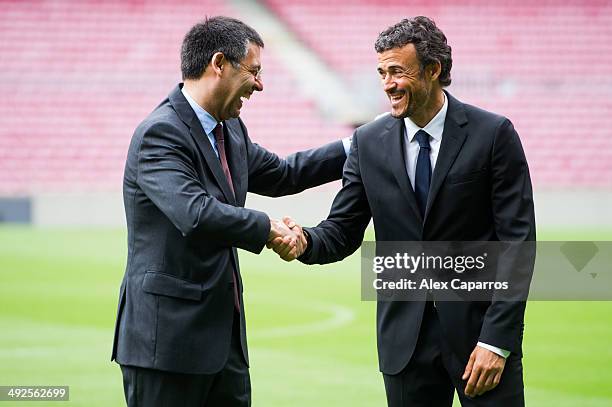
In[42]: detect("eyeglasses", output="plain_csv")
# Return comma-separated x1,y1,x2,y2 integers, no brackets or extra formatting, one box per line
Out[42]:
240,63,263,81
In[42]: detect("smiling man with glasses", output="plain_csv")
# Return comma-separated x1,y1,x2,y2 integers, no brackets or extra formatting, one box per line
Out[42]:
111,16,351,407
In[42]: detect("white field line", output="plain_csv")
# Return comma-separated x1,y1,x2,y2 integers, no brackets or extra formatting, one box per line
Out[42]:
250,300,356,339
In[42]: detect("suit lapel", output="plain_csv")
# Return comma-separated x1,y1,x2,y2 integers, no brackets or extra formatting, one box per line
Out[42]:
169,84,236,205
382,118,422,222
424,93,468,221
189,117,237,205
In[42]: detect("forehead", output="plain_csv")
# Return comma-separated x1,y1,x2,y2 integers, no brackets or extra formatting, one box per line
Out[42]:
241,42,262,67
377,43,419,69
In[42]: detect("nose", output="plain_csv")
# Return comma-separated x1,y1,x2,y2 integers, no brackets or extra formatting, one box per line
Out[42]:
254,77,263,92
383,76,395,93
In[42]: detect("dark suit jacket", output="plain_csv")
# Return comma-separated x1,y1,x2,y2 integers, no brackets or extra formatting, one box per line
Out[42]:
111,84,346,374
300,92,536,375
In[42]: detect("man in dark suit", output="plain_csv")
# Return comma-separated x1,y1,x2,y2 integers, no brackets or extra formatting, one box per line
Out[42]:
111,16,349,406
273,16,535,406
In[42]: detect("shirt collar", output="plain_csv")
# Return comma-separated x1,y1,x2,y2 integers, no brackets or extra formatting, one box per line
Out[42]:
181,86,220,136
404,92,448,143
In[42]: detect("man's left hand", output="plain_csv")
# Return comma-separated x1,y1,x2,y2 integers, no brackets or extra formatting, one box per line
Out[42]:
462,345,506,398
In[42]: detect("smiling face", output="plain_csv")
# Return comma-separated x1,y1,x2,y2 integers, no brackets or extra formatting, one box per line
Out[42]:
217,42,264,121
377,43,434,121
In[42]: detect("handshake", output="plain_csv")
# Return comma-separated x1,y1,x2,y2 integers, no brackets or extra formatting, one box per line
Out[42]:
267,217,306,261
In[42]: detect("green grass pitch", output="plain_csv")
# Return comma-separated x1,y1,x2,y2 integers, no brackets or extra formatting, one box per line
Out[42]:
1,226,611,406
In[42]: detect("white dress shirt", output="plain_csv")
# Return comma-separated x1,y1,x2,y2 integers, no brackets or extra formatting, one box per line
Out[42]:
403,94,447,189
182,87,222,158
403,93,510,359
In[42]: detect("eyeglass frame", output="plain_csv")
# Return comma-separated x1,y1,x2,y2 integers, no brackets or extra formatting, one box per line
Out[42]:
238,62,263,81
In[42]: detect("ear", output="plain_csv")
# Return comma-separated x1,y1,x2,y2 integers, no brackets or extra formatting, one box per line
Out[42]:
426,61,442,82
210,52,225,76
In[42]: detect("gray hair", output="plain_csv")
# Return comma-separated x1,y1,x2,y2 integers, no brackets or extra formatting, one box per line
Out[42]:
375,16,452,87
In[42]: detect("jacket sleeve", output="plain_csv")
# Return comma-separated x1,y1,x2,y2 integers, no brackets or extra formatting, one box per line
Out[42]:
299,131,372,264
136,121,270,254
242,119,347,197
478,118,536,354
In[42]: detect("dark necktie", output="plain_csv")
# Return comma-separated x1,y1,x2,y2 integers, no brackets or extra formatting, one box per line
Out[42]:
213,123,240,312
213,123,235,198
414,129,431,219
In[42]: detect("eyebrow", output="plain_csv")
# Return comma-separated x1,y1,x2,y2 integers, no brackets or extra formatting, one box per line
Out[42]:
378,64,404,71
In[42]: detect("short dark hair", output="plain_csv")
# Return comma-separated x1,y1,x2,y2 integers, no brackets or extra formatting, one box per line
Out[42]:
374,16,452,87
181,16,264,80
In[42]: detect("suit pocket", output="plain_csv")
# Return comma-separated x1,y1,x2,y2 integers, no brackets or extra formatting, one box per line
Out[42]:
142,271,202,301
448,167,488,184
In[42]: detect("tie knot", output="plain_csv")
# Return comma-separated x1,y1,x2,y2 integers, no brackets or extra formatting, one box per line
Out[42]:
415,130,430,149
213,123,224,143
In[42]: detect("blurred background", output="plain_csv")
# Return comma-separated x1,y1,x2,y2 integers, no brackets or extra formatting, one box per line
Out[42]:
1,0,611,406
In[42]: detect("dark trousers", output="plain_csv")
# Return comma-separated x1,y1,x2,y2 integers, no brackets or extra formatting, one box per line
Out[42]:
383,303,524,407
120,312,250,407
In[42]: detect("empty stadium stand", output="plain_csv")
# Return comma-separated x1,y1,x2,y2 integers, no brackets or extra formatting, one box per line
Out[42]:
265,0,612,188
0,0,352,195
1,0,610,196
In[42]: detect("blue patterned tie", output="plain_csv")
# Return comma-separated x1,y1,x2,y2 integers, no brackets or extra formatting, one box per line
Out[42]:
415,130,431,219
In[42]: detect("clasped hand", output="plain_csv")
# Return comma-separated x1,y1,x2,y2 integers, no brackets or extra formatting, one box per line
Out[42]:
267,217,306,261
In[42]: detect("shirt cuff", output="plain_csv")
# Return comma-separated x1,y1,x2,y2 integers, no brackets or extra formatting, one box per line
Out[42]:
477,342,510,359
341,136,353,156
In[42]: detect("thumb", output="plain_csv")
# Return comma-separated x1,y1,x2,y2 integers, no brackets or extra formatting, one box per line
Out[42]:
283,216,296,228
462,351,475,380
